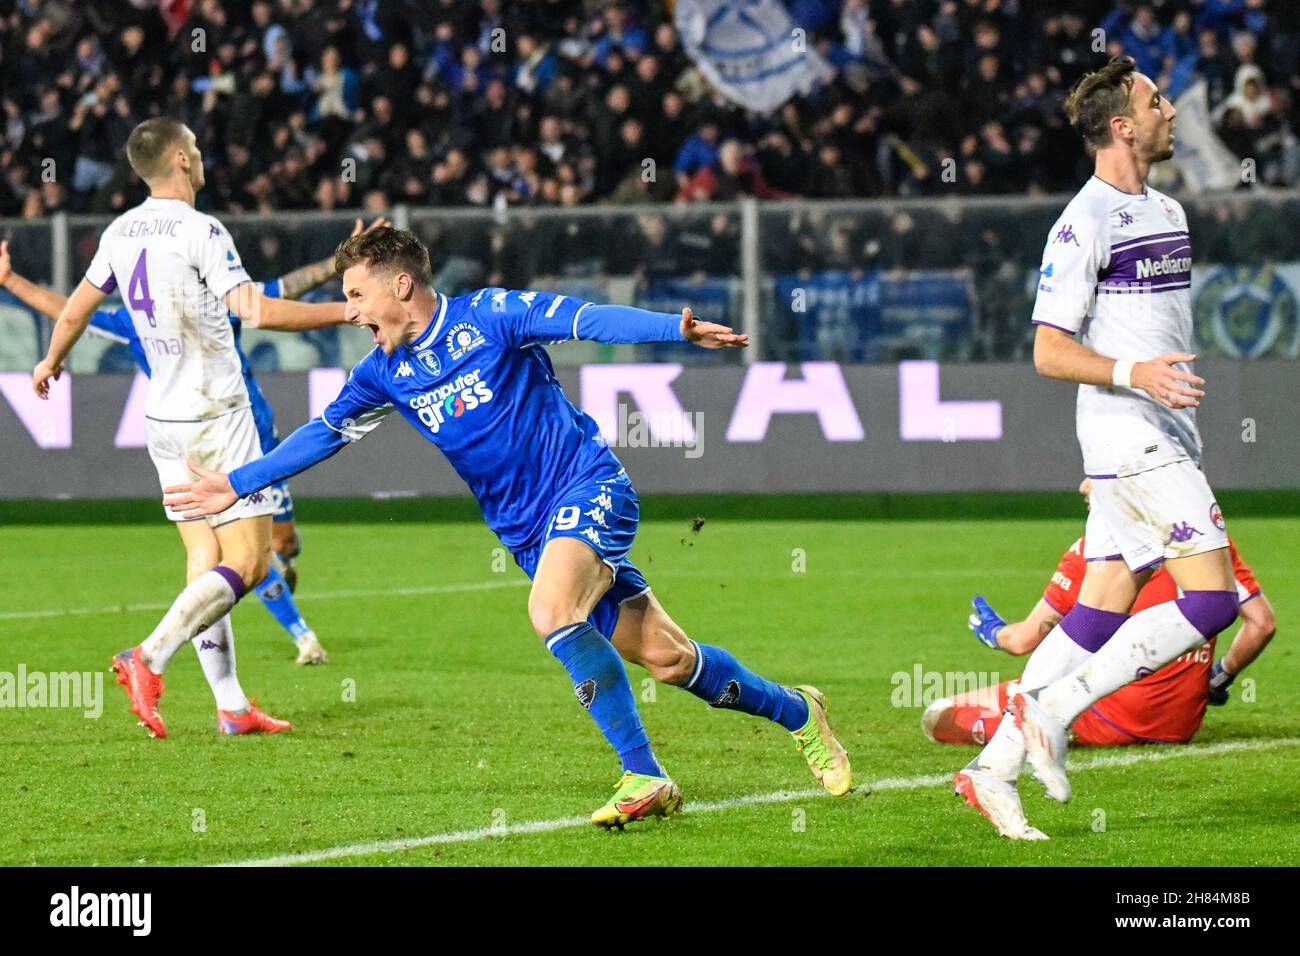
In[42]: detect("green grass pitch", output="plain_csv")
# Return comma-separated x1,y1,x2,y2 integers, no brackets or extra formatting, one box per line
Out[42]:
1,506,1296,866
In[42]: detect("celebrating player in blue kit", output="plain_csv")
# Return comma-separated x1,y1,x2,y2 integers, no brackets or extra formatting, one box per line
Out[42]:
166,226,852,827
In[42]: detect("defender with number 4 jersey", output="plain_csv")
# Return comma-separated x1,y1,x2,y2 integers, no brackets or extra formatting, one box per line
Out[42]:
83,195,274,522
84,196,273,525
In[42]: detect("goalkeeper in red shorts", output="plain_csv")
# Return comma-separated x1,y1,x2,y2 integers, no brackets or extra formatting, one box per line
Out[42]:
923,480,1277,747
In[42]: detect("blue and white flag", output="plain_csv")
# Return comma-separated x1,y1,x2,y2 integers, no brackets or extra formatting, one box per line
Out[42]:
674,0,834,114
1169,80,1242,192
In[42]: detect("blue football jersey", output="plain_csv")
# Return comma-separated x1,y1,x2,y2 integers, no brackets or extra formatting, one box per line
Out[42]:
316,288,678,550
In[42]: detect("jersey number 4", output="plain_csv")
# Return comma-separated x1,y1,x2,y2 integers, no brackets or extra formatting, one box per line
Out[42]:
128,250,157,327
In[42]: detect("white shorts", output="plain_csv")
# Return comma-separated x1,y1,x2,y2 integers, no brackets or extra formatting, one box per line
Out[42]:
147,408,275,527
1083,459,1228,572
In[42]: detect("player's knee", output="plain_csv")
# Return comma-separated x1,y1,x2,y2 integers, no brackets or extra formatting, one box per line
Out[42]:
272,523,300,559
222,552,270,592
636,624,695,685
1177,590,1238,636
186,545,219,578
528,599,584,641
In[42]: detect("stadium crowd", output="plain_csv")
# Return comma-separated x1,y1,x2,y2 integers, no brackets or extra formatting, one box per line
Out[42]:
1,0,1298,221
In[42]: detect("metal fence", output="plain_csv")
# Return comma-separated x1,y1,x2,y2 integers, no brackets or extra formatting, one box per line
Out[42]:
3,193,1299,372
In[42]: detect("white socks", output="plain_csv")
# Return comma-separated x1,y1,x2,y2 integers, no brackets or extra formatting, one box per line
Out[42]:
1038,601,1205,725
191,615,249,713
976,625,1095,780
140,568,243,674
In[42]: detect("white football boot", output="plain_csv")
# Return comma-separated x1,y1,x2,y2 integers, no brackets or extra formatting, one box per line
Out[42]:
953,764,1049,840
1011,690,1071,803
294,632,330,666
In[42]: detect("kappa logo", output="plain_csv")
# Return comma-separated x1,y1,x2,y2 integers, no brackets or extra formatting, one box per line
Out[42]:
246,492,265,504
395,361,414,379
1167,522,1203,544
198,639,219,651
447,322,485,360
575,678,597,710
416,349,441,375
1053,223,1078,246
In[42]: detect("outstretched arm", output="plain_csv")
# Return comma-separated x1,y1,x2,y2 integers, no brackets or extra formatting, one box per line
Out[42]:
0,240,69,319
165,418,349,518
996,598,1065,656
33,279,106,398
166,368,393,517
483,287,748,349
224,280,346,331
1208,593,1277,705
578,304,747,348
968,595,1062,655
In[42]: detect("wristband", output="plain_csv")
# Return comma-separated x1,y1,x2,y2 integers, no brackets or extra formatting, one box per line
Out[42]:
1111,359,1134,389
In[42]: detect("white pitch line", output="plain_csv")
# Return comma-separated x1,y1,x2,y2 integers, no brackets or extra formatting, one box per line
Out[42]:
218,736,1300,867
0,580,530,622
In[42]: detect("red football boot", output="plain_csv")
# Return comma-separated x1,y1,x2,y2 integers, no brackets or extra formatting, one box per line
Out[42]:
111,646,167,738
217,701,292,735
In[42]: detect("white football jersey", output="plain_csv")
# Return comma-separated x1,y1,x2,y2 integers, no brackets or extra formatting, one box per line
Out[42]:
84,196,252,421
1031,175,1199,477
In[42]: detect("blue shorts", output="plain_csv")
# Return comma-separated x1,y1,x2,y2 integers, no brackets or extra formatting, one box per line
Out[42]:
512,469,651,639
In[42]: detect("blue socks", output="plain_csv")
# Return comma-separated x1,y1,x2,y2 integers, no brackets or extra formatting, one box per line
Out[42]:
685,641,809,732
548,622,663,777
254,562,312,645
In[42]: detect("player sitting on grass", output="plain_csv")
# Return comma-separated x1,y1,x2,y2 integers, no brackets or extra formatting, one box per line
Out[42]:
164,226,852,827
32,118,346,737
1,224,389,664
924,479,1276,747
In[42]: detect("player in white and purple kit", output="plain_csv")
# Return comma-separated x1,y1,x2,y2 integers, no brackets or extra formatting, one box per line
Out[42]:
165,227,853,827
952,56,1241,839
32,118,346,737
0,234,370,665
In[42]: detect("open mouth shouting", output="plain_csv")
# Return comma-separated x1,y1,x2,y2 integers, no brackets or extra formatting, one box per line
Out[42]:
352,318,382,346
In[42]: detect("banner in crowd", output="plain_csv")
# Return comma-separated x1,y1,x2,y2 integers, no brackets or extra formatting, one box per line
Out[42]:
773,270,976,361
674,0,834,114
1167,80,1242,193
